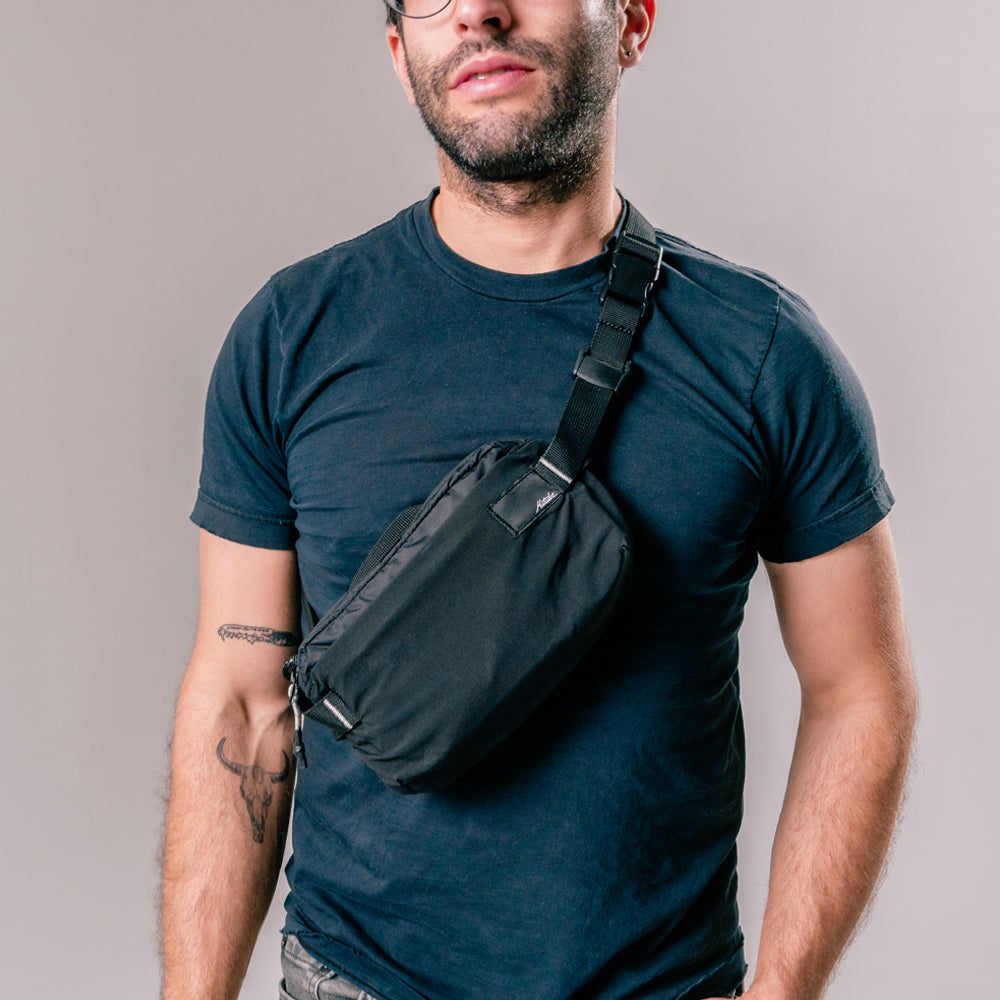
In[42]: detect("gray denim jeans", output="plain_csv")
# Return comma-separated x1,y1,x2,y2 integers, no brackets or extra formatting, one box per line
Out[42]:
279,932,743,1000
280,934,379,1000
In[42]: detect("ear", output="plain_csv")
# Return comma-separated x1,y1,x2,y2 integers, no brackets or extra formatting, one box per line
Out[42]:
387,25,417,106
618,0,655,70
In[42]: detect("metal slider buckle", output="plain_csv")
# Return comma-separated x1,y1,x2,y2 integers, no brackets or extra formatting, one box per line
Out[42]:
285,658,308,769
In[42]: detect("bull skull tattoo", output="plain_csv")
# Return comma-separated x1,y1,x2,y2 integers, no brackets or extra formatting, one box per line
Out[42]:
216,738,291,844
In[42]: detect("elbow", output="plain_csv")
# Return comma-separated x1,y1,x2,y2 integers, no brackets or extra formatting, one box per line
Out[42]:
871,657,919,775
800,652,918,766
895,664,918,761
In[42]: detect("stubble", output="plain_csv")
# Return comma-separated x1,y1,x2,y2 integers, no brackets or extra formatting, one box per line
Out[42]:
403,19,621,209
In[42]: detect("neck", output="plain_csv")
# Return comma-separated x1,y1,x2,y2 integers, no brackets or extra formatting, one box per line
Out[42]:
430,147,622,275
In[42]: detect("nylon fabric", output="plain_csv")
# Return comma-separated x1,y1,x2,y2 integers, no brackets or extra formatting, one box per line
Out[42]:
291,439,633,792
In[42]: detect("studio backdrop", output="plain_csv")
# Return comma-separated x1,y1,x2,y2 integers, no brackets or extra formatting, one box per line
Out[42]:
0,2,995,997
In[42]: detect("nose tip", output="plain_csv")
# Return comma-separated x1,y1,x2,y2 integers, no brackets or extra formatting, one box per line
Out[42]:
452,0,513,35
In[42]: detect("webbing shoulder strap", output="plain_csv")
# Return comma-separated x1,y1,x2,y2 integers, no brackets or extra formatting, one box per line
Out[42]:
534,201,663,489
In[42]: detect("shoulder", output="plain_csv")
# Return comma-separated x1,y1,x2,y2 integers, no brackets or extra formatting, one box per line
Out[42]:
267,202,424,324
655,231,782,315
216,201,424,366
648,229,829,405
653,229,826,340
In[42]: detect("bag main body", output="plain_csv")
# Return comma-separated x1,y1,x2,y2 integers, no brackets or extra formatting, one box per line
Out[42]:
291,438,632,793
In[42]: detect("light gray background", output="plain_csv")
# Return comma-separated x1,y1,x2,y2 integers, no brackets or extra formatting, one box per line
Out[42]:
1,1,995,996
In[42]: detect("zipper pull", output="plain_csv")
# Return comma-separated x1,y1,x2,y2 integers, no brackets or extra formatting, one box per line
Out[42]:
285,659,308,769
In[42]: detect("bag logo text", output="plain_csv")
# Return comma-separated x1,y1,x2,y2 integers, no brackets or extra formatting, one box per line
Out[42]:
536,491,559,514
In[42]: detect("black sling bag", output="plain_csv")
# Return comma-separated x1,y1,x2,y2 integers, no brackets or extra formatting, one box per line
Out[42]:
284,202,663,793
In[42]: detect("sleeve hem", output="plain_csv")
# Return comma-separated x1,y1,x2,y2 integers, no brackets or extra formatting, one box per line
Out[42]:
191,490,297,550
756,472,895,564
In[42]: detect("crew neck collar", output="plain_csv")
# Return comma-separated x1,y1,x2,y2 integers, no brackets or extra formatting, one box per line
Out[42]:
410,189,620,303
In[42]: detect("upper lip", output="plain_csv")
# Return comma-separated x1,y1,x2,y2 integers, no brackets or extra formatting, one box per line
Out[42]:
452,55,535,89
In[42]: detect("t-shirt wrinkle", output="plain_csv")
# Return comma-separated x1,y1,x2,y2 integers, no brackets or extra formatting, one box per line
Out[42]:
266,283,295,453
744,291,783,507
758,471,889,542
195,487,295,527
747,292,783,429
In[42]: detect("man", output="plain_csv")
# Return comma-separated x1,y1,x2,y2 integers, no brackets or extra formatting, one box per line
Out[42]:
161,2,916,999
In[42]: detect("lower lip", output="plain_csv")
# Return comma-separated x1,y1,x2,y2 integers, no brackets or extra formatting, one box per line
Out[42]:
453,68,534,99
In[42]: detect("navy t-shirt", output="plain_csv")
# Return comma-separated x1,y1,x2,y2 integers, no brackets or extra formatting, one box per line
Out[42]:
192,193,893,1000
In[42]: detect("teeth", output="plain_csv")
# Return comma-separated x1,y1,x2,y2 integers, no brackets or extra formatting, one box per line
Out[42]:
473,69,507,80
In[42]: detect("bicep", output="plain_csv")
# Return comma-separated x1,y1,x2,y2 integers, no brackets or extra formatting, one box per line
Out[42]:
185,529,299,707
763,519,914,711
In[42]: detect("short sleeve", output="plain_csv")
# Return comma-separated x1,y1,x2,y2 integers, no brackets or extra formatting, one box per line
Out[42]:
750,290,893,563
190,281,298,549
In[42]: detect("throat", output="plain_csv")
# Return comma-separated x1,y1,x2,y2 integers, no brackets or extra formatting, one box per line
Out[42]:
430,178,622,274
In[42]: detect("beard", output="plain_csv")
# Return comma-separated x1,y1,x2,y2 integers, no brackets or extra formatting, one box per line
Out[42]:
402,19,621,201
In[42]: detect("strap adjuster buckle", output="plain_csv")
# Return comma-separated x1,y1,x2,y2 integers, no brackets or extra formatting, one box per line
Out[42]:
599,240,664,311
573,349,631,392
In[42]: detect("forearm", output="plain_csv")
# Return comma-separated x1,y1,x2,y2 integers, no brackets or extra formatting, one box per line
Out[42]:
748,692,915,1000
161,667,295,1000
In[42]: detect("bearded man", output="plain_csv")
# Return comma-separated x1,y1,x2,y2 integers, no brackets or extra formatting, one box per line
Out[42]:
161,3,916,1000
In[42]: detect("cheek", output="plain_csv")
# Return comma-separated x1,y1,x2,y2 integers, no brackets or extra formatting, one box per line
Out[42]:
580,0,619,22
392,43,427,106
557,2,622,54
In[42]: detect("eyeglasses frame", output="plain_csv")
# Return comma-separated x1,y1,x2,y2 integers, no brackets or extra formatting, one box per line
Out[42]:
384,0,456,20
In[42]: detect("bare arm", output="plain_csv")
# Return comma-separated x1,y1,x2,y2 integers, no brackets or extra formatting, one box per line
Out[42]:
161,530,300,1000
743,519,917,1000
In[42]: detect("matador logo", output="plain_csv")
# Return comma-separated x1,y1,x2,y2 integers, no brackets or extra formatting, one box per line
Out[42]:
536,491,560,514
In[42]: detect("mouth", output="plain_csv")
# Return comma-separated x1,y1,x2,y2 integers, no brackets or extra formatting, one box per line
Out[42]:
452,56,536,91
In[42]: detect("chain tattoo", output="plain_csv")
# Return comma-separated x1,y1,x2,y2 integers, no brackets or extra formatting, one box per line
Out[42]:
217,624,298,647
216,738,291,844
